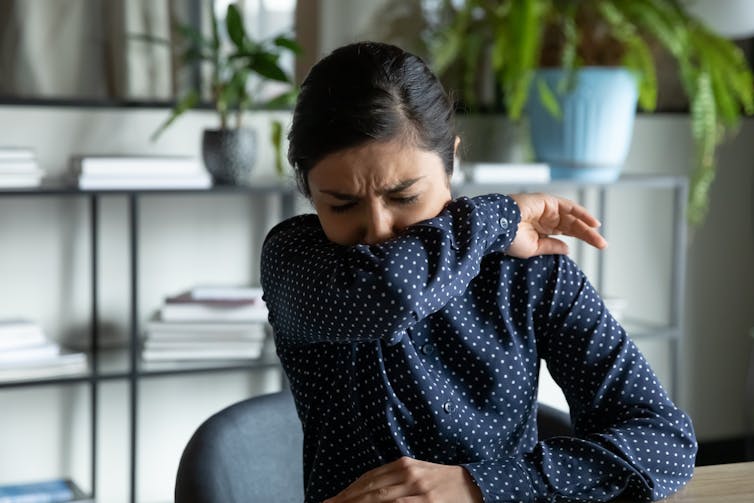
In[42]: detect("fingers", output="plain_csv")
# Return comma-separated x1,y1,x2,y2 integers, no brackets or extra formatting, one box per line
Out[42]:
535,236,569,256
324,458,481,503
326,457,416,503
552,213,607,250
523,194,606,251
328,469,406,501
554,195,601,228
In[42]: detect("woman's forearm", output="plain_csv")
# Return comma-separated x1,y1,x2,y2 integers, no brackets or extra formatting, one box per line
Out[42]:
261,194,520,345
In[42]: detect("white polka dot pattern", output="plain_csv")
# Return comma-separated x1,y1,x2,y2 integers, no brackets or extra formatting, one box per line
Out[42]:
260,194,697,502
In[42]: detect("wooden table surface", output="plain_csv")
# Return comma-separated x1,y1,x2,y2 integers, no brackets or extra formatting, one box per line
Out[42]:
656,461,754,502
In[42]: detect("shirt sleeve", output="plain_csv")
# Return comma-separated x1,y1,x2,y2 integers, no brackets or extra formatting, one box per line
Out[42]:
260,194,520,345
462,255,697,502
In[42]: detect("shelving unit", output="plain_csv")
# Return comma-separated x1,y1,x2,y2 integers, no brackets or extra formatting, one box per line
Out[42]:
0,180,297,503
0,174,687,502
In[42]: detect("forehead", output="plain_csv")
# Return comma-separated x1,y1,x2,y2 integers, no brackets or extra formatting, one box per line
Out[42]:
308,140,444,192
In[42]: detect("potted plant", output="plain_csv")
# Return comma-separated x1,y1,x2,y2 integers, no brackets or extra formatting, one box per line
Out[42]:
150,2,300,184
429,0,754,224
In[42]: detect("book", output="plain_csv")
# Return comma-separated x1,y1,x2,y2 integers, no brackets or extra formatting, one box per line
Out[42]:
76,172,211,190
70,155,212,190
0,341,61,364
158,288,269,322
189,286,265,302
159,302,269,322
144,320,268,342
0,169,43,188
0,147,35,162
0,478,87,502
0,160,41,174
143,339,264,351
463,162,551,183
70,155,203,177
0,320,47,351
142,343,264,362
0,352,87,382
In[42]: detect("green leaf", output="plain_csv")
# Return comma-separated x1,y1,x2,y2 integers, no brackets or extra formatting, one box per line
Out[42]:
265,89,299,108
273,35,302,54
226,3,246,50
499,0,546,119
536,78,561,119
248,53,290,82
432,1,471,76
688,71,717,224
150,91,200,141
271,119,285,176
598,2,657,111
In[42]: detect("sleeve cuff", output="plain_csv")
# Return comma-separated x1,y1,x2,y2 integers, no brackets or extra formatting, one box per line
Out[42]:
462,457,539,502
474,194,521,254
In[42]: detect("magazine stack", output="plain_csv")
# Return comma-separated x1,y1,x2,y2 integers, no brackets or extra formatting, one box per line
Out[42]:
0,319,87,382
0,147,44,188
143,286,269,362
70,155,212,190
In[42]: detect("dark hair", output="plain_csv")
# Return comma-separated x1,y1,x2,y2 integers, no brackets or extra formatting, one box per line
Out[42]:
288,41,456,197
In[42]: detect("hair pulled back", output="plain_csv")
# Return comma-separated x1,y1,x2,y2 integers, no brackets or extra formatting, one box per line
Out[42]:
288,41,456,196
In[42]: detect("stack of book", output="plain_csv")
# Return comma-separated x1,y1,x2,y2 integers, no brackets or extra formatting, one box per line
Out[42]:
0,147,44,188
0,319,87,382
70,155,212,190
143,286,269,362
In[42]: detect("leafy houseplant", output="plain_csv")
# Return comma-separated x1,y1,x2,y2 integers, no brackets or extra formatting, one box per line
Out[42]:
430,0,754,224
151,2,300,183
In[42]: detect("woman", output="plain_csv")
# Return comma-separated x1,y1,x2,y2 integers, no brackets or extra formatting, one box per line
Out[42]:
261,42,696,502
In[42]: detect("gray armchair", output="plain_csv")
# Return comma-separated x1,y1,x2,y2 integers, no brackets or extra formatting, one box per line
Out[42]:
174,390,571,503
175,390,305,503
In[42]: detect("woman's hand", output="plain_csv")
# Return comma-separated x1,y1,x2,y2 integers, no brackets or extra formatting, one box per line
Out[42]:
508,192,607,259
323,456,483,503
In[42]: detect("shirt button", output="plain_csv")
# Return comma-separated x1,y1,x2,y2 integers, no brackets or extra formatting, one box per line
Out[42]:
499,217,509,229
421,343,436,356
442,401,455,414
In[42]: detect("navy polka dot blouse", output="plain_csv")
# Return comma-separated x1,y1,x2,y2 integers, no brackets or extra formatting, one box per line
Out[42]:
261,194,697,502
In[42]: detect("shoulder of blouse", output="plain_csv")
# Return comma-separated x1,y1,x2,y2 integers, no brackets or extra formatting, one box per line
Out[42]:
263,213,322,242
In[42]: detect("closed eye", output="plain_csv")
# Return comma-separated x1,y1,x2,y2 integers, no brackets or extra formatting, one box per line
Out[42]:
391,195,419,205
330,202,357,213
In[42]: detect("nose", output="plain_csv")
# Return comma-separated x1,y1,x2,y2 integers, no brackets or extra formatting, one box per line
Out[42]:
363,203,394,245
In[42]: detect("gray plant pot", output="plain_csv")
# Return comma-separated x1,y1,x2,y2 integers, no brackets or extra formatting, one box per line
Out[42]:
202,128,257,185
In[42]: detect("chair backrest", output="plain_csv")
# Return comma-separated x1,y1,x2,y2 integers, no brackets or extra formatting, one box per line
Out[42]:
174,390,304,503
175,390,571,502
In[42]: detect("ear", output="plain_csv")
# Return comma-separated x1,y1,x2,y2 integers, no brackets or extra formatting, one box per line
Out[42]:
454,136,461,157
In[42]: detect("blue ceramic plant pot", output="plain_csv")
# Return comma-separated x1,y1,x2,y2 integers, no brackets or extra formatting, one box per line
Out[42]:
525,68,638,182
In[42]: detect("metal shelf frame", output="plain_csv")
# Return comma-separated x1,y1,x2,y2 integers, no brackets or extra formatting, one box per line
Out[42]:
455,174,688,400
0,182,297,503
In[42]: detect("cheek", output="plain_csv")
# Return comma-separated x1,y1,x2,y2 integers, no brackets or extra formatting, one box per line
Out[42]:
314,207,361,246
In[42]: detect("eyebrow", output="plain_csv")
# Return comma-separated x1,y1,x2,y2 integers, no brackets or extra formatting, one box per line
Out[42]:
319,177,424,200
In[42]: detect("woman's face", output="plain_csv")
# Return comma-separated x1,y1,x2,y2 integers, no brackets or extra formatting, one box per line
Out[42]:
307,139,452,246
